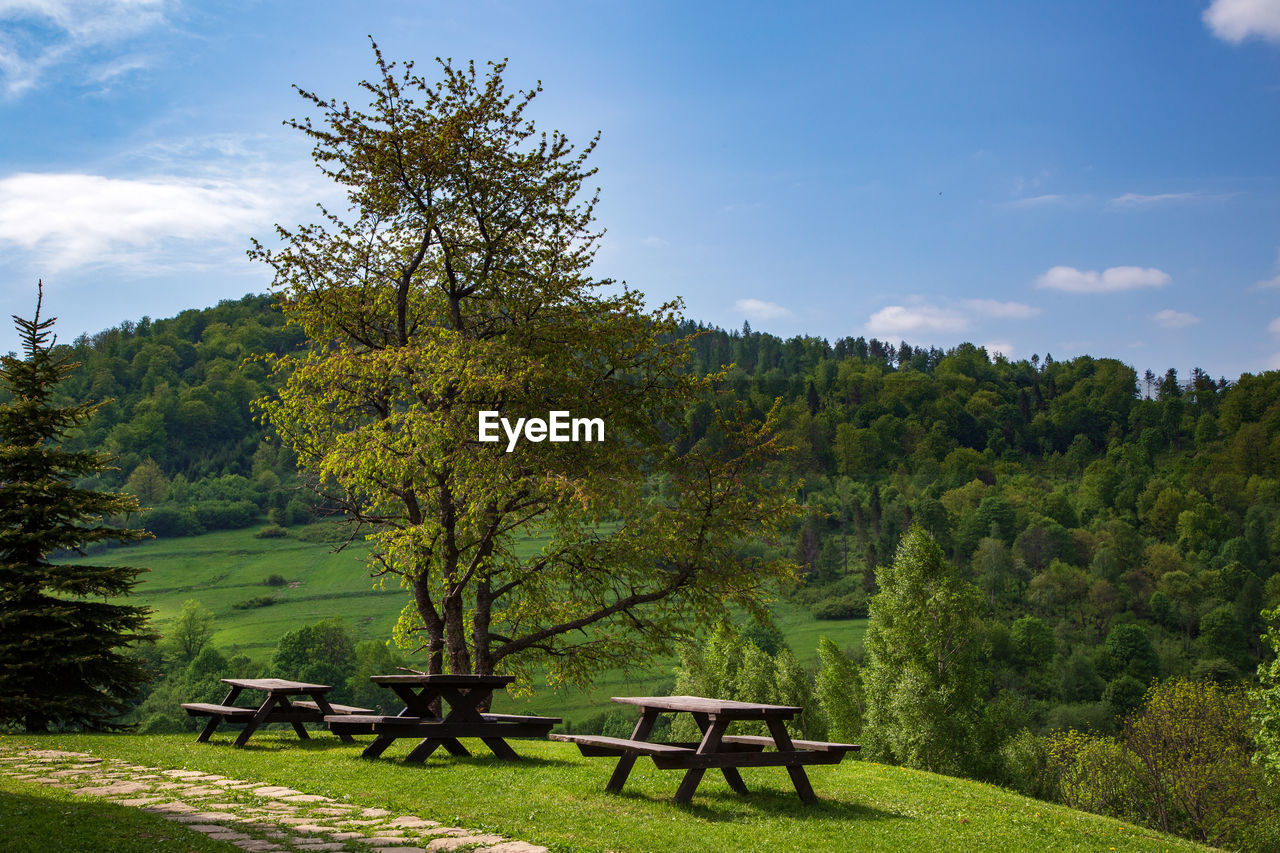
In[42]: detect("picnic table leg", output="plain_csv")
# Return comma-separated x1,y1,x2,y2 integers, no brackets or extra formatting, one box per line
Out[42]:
674,717,731,805
235,695,280,748
691,712,748,795
197,685,242,743
309,692,355,744
481,737,520,760
765,718,817,804
404,739,444,763
361,735,396,759
275,697,310,740
606,707,660,793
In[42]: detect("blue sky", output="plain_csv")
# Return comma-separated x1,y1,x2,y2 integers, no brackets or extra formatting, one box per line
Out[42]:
1,0,1278,380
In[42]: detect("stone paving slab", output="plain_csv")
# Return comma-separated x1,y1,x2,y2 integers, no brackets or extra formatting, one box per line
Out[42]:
0,745,549,853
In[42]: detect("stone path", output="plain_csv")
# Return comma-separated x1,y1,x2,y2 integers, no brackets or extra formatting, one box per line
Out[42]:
0,746,547,853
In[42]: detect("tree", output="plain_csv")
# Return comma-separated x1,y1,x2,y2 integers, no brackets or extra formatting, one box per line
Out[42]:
861,525,994,778
0,284,154,731
1254,607,1280,777
251,48,798,686
163,599,215,666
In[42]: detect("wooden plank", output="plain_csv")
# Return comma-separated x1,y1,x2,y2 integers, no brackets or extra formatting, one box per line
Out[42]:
221,678,331,691
180,703,256,719
369,674,514,687
651,750,846,770
549,734,694,757
721,735,861,753
363,720,555,738
481,713,563,725
611,695,802,719
294,700,374,715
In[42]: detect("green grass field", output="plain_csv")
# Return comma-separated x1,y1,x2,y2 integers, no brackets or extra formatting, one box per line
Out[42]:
83,525,867,722
3,733,1211,853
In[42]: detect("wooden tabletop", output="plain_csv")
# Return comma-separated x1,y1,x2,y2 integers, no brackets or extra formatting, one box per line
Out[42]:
221,678,331,692
369,674,515,687
612,695,803,719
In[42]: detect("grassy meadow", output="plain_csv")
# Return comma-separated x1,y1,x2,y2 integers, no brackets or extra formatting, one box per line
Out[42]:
4,733,1212,853
81,525,867,722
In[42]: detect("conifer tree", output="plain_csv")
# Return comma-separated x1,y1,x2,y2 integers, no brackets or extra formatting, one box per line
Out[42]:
0,283,154,731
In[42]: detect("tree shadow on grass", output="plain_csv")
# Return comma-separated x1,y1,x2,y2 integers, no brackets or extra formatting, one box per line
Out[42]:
613,787,907,823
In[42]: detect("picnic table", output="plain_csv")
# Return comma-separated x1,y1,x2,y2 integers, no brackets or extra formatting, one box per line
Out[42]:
551,695,859,804
181,678,372,747
325,673,561,762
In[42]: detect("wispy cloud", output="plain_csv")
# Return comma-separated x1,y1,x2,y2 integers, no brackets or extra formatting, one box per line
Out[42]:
1269,317,1280,336
0,0,172,96
1005,194,1066,209
982,341,1015,359
1106,191,1233,209
735,298,791,320
0,170,299,273
866,304,969,337
1253,274,1280,290
1204,0,1280,44
964,299,1041,319
1036,265,1171,293
1152,309,1200,329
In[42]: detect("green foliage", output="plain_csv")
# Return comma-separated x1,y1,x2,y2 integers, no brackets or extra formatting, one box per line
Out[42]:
231,595,277,610
814,636,862,742
671,622,822,740
271,617,356,701
1254,607,1280,777
0,286,154,731
162,599,215,666
345,639,407,713
862,525,995,778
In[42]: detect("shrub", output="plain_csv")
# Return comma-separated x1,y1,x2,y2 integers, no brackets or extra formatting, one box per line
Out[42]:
231,595,276,610
1000,729,1055,799
294,521,351,544
263,573,288,587
1046,729,1147,821
254,525,289,539
192,499,259,531
143,506,203,538
811,593,868,620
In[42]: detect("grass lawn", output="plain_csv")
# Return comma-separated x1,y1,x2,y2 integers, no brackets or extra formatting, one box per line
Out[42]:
6,733,1212,853
81,526,868,723
0,773,240,852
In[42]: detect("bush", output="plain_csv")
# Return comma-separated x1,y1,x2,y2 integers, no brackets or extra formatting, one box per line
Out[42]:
263,573,288,587
231,595,276,610
294,521,352,544
1000,730,1055,800
1046,729,1148,821
192,499,259,531
142,506,203,538
254,525,289,539
811,593,868,620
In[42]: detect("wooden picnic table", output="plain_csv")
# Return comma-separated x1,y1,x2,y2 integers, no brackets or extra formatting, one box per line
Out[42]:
325,673,560,763
551,695,859,804
181,678,371,747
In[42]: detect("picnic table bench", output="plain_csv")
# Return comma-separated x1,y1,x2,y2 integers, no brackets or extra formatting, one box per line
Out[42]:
552,695,859,804
325,673,560,763
181,678,372,747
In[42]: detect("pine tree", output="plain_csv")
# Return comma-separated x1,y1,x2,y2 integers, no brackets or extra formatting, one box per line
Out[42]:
0,283,154,731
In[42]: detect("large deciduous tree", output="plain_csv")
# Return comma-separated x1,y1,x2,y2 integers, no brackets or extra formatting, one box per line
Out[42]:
252,48,798,686
0,284,154,731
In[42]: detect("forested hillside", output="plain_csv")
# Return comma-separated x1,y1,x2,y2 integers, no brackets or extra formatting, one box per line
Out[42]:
11,295,1280,728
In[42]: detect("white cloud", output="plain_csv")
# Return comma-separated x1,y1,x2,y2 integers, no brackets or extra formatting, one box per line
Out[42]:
1006,194,1065,209
0,171,292,273
964,299,1041,319
1036,265,1171,293
0,0,170,96
1204,0,1280,44
982,341,1015,359
1152,309,1201,329
640,236,669,249
866,304,968,338
1269,316,1280,336
1253,274,1280,290
1107,192,1217,208
735,298,791,320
